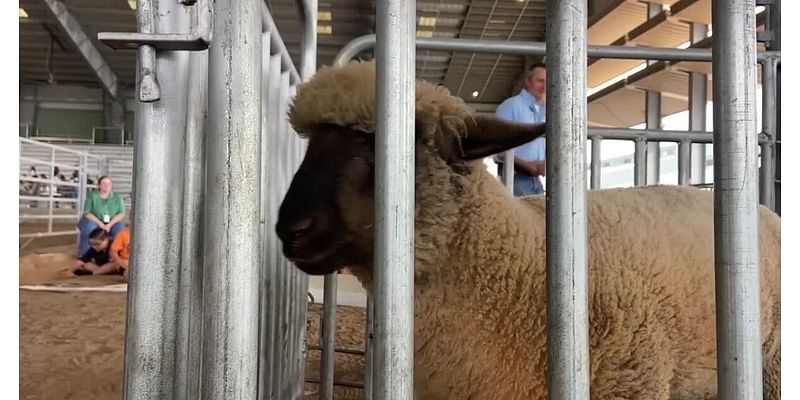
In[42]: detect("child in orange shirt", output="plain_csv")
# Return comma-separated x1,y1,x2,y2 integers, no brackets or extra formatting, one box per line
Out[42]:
110,226,131,282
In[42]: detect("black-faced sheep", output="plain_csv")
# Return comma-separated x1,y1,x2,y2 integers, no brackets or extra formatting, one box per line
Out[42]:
275,60,781,400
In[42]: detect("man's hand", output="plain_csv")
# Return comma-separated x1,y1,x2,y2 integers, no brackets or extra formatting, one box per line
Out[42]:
523,160,546,177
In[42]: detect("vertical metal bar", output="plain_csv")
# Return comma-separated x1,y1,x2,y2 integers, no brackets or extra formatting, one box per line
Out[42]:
678,140,691,186
590,136,601,190
711,1,763,399
299,0,318,82
364,292,375,400
502,150,514,193
276,70,292,400
257,34,274,400
374,0,416,396
287,265,297,396
759,58,776,210
48,148,55,233
633,138,647,186
123,0,189,397
690,23,708,184
320,272,337,400
174,48,208,400
545,0,590,399
202,0,262,397
645,90,661,185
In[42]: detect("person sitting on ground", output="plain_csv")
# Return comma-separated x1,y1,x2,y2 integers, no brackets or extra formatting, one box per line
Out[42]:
110,225,131,282
64,228,120,277
77,175,127,256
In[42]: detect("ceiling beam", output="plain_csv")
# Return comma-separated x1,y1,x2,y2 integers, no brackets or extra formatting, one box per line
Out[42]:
40,0,120,99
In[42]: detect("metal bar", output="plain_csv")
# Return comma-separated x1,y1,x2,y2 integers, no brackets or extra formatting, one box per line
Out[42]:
633,138,647,186
502,150,514,193
299,0,318,81
320,273,338,400
373,0,416,397
173,48,208,400
304,377,365,389
19,230,79,239
307,345,366,356
545,0,590,399
332,34,781,66
260,3,302,84
276,70,292,400
122,0,190,396
678,141,691,186
48,149,55,233
19,137,106,158
759,58,776,210
590,136,601,190
201,0,262,397
689,23,709,185
711,1,764,399
257,35,273,400
645,91,661,185
40,0,119,99
364,292,374,400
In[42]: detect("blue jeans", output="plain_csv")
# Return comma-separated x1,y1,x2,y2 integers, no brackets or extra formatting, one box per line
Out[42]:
77,217,127,256
497,164,544,197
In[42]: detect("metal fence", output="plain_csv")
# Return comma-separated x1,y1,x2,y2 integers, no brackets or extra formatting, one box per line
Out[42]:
96,0,779,398
19,137,104,249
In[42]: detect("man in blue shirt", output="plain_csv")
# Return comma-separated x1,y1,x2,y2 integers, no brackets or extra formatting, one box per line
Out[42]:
494,62,547,196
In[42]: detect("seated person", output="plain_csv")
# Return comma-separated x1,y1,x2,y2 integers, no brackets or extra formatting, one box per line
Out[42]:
64,228,121,277
77,175,127,256
110,226,131,282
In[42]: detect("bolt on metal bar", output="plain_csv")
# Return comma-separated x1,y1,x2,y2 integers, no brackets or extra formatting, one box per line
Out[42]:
545,0,591,399
711,1,764,398
373,0,416,396
201,0,262,397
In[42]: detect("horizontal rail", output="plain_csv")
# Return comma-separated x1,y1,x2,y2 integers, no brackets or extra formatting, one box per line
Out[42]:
20,137,106,160
306,345,366,356
20,214,82,220
19,230,79,238
333,34,781,66
19,157,94,173
304,376,365,389
588,128,769,144
260,2,301,84
19,196,79,203
19,176,98,188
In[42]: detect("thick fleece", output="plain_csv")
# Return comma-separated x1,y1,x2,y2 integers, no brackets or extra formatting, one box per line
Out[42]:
288,61,781,400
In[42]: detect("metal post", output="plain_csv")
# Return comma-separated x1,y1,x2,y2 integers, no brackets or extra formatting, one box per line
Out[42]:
320,272,337,400
122,0,189,397
590,136,601,190
711,1,763,399
374,0,416,397
202,0,262,397
759,58,776,210
276,70,292,400
645,91,661,185
689,23,708,184
678,140,691,186
645,3,661,186
364,292,374,400
502,150,514,193
174,48,208,400
48,148,55,233
633,138,647,186
545,0,590,399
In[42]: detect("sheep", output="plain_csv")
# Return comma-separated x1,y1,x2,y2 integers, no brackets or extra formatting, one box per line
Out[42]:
275,60,781,400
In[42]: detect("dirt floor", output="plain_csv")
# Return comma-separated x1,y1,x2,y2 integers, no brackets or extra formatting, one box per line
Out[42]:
19,245,368,400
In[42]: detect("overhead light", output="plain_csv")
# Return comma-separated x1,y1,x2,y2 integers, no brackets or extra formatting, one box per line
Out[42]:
318,10,331,22
127,0,137,10
472,91,479,98
418,16,437,27
318,24,332,35
416,30,433,38
19,8,29,18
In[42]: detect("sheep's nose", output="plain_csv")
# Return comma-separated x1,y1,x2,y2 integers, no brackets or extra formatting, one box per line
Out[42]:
277,214,321,244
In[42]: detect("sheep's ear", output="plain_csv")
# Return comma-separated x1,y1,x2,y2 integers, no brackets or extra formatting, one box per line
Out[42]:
460,114,546,160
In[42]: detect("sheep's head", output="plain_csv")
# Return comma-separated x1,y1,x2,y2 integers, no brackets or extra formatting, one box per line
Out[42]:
275,60,545,275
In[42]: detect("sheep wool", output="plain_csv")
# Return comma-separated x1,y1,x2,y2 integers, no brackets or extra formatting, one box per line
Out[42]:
288,60,781,400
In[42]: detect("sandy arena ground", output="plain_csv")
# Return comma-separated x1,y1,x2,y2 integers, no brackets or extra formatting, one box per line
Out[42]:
20,244,368,400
